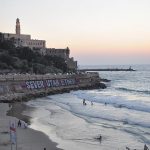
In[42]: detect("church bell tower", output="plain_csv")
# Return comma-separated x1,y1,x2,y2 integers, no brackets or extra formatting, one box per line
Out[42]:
16,18,20,35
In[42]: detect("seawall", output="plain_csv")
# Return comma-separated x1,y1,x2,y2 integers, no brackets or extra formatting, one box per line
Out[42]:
0,72,106,103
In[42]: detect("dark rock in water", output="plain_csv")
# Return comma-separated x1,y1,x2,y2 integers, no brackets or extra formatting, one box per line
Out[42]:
99,82,107,89
100,78,111,82
123,120,128,124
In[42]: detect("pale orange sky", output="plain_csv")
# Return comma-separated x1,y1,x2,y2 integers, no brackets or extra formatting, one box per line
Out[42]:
0,0,150,65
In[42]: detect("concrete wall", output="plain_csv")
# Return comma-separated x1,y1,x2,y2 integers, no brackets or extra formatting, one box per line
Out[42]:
0,73,101,102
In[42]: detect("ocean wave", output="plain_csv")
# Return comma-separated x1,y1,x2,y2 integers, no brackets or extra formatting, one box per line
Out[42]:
72,90,150,113
75,109,150,129
45,93,150,129
27,94,150,146
123,128,150,144
116,87,150,95
65,102,150,129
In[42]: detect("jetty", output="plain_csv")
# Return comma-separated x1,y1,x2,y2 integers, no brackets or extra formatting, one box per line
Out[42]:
79,67,136,72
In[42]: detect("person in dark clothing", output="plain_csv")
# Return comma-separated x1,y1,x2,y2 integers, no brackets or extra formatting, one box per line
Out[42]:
18,120,21,127
83,99,86,105
144,144,149,150
99,135,102,142
96,135,102,143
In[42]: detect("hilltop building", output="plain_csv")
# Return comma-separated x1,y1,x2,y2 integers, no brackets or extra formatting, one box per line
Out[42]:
3,18,46,49
45,47,77,71
1,18,77,71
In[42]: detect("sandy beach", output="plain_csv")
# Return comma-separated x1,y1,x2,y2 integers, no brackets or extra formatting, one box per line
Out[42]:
0,103,62,150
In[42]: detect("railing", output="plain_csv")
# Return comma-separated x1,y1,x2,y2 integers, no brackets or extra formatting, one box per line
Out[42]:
0,72,99,81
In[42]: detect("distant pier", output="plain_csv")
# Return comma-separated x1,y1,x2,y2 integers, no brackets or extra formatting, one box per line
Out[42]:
79,68,136,72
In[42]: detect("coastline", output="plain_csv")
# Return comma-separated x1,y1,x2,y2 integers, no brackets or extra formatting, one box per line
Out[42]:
0,73,107,103
0,102,63,150
0,73,108,150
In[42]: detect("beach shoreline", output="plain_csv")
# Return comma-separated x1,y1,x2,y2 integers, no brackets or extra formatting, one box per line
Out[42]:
0,102,63,150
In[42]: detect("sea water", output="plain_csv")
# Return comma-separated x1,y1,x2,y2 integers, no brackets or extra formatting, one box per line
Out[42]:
25,64,150,150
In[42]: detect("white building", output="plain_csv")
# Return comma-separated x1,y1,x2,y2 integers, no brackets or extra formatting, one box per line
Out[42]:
3,18,46,49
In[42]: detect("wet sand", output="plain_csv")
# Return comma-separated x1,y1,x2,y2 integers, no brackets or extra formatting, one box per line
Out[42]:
0,103,63,150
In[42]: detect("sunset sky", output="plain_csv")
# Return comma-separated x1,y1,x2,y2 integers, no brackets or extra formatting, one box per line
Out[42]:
0,0,150,65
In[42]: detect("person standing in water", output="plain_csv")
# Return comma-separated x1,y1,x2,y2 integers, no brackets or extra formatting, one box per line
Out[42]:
99,135,102,143
96,135,102,143
83,99,86,105
144,144,149,150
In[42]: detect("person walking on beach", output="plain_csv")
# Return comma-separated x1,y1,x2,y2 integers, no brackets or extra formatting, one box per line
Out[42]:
18,120,21,127
91,101,93,106
144,144,149,150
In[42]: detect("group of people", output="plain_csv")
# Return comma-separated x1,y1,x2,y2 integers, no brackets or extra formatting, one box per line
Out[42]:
126,144,149,150
17,119,27,129
83,99,93,106
82,99,109,106
82,99,149,149
83,99,86,105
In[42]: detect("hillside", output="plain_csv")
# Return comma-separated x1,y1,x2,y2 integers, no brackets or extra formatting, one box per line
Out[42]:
0,37,68,74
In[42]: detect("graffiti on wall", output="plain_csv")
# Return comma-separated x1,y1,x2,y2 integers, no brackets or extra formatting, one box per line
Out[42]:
25,78,77,89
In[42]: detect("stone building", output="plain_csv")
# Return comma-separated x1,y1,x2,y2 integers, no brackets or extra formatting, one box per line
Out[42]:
46,47,77,72
2,18,77,71
66,57,77,72
46,47,69,59
3,18,46,49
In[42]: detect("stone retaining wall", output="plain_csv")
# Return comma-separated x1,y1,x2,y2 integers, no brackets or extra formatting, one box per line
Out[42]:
0,72,105,102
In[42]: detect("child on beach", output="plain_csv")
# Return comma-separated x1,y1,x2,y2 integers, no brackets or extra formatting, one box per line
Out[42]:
23,122,28,129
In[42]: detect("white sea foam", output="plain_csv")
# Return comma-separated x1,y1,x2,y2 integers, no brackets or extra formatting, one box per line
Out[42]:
45,92,150,129
26,96,146,150
72,90,150,113
25,65,150,149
